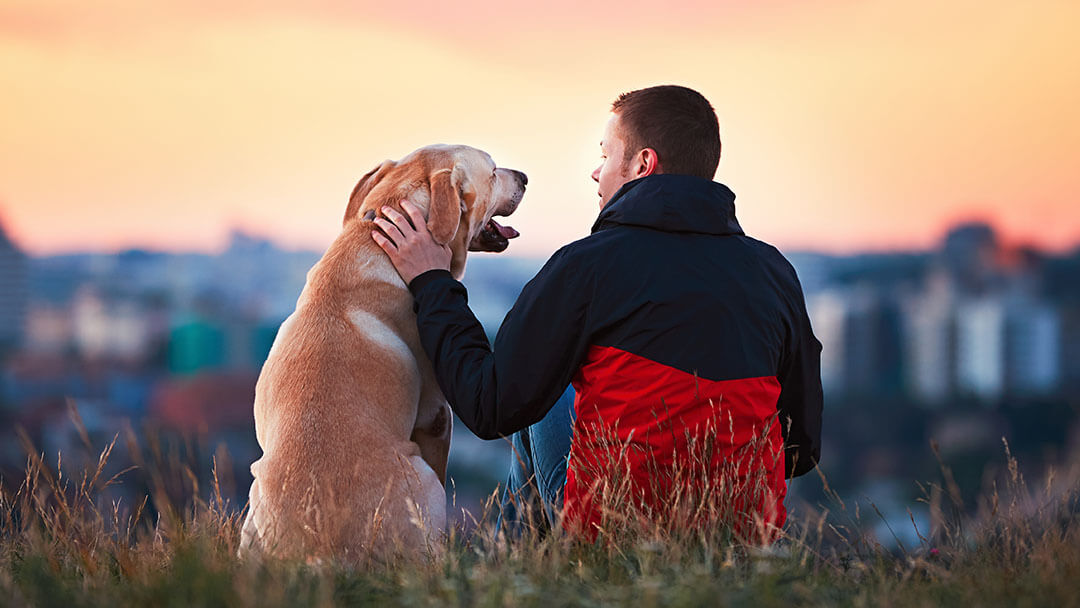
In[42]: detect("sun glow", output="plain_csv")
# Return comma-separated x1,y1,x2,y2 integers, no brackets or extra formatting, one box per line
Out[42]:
1,1,1078,256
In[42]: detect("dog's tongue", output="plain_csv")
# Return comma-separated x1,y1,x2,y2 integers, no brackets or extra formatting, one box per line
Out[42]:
489,218,519,239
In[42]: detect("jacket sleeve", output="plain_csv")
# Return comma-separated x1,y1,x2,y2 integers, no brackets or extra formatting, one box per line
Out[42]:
776,268,824,479
408,247,592,440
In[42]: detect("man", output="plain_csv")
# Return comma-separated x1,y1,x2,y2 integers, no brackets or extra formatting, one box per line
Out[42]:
371,85,822,541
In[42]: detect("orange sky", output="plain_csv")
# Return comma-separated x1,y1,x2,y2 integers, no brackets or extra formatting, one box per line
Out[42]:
1,0,1078,257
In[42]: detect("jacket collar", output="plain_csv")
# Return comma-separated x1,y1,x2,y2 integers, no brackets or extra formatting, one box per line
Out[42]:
591,174,744,236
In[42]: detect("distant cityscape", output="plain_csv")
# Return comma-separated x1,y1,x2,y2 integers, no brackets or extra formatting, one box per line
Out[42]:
792,223,1080,405
1,217,1079,532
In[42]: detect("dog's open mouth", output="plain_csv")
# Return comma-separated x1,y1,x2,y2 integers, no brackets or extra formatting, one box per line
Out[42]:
470,217,519,252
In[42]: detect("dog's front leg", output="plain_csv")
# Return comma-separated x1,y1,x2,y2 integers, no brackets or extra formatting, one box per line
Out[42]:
411,398,452,486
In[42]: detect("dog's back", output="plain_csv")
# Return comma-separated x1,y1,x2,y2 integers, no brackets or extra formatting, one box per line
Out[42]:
241,237,446,562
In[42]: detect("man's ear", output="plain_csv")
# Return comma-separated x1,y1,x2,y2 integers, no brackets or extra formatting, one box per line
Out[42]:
344,160,392,226
635,148,662,178
428,165,470,245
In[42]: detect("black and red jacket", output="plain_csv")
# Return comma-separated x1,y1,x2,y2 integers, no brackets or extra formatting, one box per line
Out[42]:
409,174,822,537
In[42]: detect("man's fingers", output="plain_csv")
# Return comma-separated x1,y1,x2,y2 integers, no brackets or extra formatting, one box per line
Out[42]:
373,217,405,243
381,205,416,232
371,230,396,251
401,200,427,232
370,201,451,284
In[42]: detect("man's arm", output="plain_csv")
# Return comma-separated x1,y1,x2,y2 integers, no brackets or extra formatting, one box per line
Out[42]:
777,270,824,479
374,202,592,439
409,250,590,438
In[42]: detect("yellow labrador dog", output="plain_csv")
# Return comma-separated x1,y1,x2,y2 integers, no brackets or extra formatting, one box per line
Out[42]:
240,144,525,563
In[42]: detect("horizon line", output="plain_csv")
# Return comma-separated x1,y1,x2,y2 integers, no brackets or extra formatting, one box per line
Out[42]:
15,226,1080,260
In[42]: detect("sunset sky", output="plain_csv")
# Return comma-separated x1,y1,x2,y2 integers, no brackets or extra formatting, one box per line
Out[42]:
1,0,1078,257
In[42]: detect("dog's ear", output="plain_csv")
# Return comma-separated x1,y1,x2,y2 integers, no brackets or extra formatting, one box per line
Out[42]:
344,160,393,226
427,165,471,246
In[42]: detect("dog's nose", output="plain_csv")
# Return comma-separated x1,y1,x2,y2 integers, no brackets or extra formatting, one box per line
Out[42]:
513,170,528,186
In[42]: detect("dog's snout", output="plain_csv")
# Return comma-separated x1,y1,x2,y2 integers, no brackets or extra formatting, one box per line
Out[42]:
513,170,528,187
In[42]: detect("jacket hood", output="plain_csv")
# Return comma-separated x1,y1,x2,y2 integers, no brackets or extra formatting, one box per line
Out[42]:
591,174,743,236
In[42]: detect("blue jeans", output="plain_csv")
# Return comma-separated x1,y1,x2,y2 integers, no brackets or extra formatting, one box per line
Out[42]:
498,385,576,535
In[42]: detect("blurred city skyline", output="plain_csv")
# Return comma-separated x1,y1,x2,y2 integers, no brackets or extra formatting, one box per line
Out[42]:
4,213,1079,412
2,1,1080,257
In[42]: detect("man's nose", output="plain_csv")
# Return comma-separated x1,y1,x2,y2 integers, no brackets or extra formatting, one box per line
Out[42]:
591,166,601,182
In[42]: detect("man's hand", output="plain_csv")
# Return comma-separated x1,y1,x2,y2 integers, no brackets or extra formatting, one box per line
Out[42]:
372,200,452,285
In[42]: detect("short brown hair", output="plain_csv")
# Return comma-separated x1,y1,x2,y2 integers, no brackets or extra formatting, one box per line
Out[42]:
611,85,721,180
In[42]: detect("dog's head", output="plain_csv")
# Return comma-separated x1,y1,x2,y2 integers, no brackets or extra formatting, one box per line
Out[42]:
344,144,526,277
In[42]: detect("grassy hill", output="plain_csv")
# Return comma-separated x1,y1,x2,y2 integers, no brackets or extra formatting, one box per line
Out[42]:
2,428,1078,607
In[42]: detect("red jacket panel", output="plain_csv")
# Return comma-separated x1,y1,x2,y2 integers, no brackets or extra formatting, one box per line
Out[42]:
564,345,786,540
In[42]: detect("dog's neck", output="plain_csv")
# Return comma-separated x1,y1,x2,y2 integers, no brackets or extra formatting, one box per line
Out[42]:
297,226,411,312
352,246,408,291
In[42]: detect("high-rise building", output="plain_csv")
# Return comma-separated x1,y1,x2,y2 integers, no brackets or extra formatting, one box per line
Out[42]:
941,222,999,294
955,296,1006,401
1060,309,1080,393
902,273,956,405
843,289,903,396
807,285,904,398
806,290,846,395
1005,299,1061,396
0,217,28,352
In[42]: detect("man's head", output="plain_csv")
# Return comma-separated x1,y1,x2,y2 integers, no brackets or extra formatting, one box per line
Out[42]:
591,85,721,208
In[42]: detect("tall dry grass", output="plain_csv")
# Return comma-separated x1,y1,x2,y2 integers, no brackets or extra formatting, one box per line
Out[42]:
2,404,1079,607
